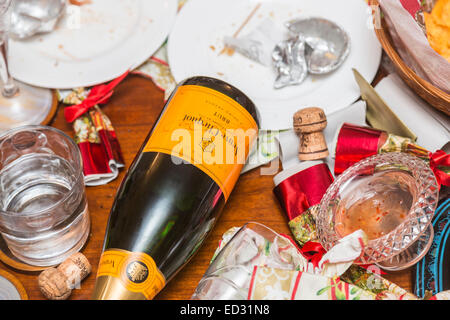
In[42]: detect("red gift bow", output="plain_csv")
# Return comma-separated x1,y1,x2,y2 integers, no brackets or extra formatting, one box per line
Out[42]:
299,241,386,274
300,241,327,268
429,150,450,188
64,70,130,123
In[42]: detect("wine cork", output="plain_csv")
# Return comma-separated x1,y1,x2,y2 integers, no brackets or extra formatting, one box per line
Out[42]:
293,107,329,161
38,252,91,300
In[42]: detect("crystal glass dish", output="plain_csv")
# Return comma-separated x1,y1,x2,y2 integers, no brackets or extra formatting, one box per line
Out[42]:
317,153,439,271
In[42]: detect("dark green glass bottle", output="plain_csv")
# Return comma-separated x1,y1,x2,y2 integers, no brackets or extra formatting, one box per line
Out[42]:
92,76,259,300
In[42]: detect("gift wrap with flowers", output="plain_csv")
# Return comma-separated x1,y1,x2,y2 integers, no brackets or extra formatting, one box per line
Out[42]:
197,226,423,300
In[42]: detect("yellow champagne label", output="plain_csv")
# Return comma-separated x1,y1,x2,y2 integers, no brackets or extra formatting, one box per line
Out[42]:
143,85,258,200
95,249,165,300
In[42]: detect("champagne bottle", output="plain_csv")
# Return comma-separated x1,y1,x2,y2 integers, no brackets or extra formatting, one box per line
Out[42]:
92,77,259,300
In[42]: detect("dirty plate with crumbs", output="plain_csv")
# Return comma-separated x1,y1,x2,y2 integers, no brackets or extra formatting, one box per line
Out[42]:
168,0,382,130
9,0,177,89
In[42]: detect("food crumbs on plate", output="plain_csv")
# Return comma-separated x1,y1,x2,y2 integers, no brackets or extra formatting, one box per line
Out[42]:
69,0,92,5
210,45,216,51
219,46,235,57
325,52,337,60
217,72,224,76
424,0,450,62
58,44,64,49
225,47,235,56
269,11,275,18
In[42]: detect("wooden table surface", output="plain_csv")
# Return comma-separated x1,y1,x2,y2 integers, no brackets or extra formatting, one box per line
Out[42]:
1,72,413,300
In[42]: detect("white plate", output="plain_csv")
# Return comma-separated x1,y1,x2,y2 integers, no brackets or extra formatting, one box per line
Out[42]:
168,0,382,130
9,0,178,89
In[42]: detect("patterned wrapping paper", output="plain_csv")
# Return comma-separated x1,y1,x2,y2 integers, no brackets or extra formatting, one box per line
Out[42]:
248,267,376,300
209,227,419,300
288,208,319,247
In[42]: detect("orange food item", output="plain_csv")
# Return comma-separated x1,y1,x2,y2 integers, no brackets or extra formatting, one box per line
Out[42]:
424,0,450,62
69,0,92,6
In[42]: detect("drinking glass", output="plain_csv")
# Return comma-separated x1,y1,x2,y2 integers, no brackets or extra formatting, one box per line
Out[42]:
317,153,439,271
191,222,306,300
0,125,90,267
0,0,54,132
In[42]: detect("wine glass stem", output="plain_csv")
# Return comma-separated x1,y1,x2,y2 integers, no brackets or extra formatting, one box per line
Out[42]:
0,34,18,98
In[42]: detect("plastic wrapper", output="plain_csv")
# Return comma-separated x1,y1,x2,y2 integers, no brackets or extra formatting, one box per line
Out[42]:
224,19,286,67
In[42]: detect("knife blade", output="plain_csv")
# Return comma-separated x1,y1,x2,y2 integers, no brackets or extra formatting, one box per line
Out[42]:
353,68,417,141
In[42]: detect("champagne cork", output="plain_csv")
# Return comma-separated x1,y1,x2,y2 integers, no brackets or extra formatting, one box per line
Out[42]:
38,252,91,300
293,107,329,161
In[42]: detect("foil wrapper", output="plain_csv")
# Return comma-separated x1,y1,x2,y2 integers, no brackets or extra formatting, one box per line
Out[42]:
273,17,350,89
272,36,308,89
286,17,351,75
223,17,350,89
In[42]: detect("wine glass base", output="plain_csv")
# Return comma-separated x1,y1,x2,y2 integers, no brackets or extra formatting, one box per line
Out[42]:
0,80,54,132
375,224,434,271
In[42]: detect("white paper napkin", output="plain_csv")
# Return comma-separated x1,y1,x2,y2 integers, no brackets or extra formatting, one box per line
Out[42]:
374,74,450,152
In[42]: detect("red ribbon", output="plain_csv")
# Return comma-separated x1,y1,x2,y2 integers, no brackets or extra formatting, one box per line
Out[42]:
274,163,334,221
299,241,387,275
300,241,327,268
64,70,130,123
429,150,450,188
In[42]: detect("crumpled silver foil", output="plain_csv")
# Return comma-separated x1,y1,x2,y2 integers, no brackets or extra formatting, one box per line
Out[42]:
272,36,308,89
223,17,350,89
286,17,351,75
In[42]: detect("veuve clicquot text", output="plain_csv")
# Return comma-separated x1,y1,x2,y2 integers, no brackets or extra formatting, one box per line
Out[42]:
92,77,259,300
